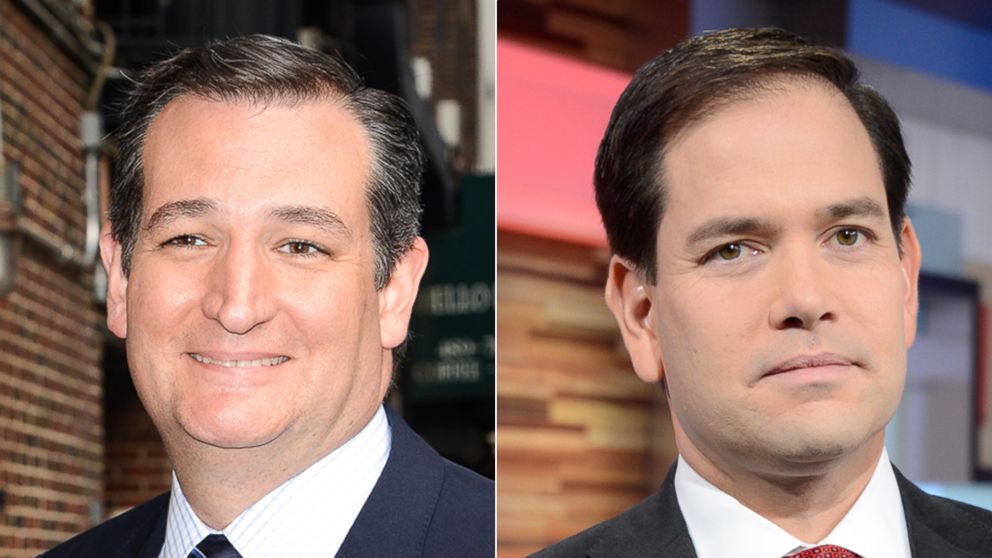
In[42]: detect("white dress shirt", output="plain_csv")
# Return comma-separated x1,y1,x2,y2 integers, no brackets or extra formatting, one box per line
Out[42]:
675,448,911,558
159,404,391,558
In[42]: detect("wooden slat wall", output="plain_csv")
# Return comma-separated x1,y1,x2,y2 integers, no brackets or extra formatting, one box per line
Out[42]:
497,231,677,557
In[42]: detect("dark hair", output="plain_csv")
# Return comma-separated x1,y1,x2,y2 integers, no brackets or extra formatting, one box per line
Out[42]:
595,27,911,282
112,34,423,289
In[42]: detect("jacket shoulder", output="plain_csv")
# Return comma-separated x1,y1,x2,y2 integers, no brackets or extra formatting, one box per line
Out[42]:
531,464,693,558
40,492,169,558
422,458,494,557
899,474,992,555
529,516,613,558
530,489,692,558
340,406,494,558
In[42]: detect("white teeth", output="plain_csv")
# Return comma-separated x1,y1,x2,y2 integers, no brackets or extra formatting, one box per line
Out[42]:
189,353,289,368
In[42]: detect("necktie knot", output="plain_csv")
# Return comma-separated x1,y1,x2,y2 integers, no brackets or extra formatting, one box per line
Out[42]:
189,534,243,558
789,545,861,558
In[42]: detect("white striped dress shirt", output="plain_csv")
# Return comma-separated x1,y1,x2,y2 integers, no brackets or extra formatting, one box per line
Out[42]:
159,404,391,558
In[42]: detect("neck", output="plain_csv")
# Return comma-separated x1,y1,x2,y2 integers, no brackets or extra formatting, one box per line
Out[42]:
679,432,884,543
166,416,371,529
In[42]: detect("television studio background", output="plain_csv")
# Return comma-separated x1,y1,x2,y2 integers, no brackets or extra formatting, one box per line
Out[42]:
0,0,493,554
497,1,992,556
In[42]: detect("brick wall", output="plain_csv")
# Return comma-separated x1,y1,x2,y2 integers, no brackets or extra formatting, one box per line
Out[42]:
103,346,171,516
104,413,171,517
409,0,479,172
0,0,104,554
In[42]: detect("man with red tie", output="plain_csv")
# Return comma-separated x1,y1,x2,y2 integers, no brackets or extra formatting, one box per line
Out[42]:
535,27,992,558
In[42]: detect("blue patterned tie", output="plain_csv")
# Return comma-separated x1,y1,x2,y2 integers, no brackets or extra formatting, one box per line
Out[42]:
188,534,242,558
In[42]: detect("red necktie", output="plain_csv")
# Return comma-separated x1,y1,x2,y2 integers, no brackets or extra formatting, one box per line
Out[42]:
788,545,861,558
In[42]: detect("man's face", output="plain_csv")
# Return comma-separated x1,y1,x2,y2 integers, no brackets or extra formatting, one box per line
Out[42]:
609,81,920,475
102,97,425,458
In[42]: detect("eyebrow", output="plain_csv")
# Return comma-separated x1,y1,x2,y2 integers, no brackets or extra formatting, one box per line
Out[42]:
684,197,888,247
816,197,886,221
687,217,775,246
267,205,352,240
144,198,217,234
143,199,352,240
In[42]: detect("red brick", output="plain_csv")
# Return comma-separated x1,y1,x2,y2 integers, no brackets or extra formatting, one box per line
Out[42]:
0,0,104,552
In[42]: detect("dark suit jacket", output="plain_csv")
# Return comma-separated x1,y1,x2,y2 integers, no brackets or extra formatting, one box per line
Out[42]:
533,461,992,558
41,406,494,557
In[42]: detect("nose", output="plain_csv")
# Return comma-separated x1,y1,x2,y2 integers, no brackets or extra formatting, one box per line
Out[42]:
768,248,836,331
201,243,277,334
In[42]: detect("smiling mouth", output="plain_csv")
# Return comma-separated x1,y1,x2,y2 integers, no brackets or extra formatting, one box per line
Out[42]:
188,353,289,368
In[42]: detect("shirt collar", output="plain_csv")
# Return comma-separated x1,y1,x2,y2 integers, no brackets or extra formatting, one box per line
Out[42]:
675,448,910,558
160,404,391,558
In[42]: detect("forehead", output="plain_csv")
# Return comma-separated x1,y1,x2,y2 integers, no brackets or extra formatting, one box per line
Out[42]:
140,96,371,221
659,81,886,233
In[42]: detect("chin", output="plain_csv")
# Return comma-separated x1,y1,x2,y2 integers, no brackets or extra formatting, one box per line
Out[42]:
187,427,282,449
176,403,290,450
774,439,850,463
763,422,880,466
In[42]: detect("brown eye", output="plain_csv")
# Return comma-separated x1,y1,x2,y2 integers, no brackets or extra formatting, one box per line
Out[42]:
287,241,312,254
162,234,206,248
717,243,742,260
279,240,327,257
835,229,860,246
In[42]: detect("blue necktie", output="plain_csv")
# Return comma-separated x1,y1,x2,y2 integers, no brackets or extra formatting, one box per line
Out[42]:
188,534,243,558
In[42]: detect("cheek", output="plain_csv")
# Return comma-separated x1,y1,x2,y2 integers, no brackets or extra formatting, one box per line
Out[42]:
123,329,176,429
290,278,381,356
845,270,907,340
655,292,727,403
656,280,760,368
129,261,204,317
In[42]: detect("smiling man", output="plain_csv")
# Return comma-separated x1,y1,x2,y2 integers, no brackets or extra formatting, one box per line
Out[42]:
534,28,992,558
44,35,493,558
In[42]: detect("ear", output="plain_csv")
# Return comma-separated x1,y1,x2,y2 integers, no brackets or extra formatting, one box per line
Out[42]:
604,255,664,384
100,222,128,339
378,236,429,349
899,217,922,348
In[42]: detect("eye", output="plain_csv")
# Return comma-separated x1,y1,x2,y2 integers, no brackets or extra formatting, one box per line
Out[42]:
161,234,207,249
716,242,743,260
702,241,762,267
834,228,861,246
278,240,328,257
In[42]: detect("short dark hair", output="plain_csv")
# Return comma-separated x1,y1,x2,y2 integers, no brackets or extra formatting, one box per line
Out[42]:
112,34,423,289
595,27,911,282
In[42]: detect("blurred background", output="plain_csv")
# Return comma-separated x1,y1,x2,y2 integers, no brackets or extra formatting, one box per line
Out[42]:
0,0,493,554
497,0,992,556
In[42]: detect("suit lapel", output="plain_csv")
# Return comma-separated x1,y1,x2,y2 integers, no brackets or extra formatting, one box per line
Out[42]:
137,513,167,558
587,463,697,558
337,405,445,558
113,492,169,558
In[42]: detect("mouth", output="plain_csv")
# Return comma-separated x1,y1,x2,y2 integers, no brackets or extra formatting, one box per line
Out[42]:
764,353,857,378
188,353,289,368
